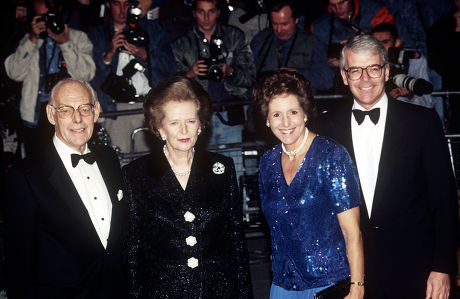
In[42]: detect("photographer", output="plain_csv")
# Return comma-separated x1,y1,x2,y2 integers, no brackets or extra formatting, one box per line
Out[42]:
88,0,176,153
371,23,437,110
4,0,95,159
171,0,256,181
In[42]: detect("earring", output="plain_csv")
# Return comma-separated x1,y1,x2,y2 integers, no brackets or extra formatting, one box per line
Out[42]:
198,128,202,135
161,135,166,141
304,117,307,123
266,121,270,128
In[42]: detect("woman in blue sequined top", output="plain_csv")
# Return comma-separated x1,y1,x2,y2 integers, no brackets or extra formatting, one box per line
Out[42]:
253,70,364,299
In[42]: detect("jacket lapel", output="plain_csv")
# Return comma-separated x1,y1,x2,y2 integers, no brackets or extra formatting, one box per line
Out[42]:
369,99,404,223
45,147,102,247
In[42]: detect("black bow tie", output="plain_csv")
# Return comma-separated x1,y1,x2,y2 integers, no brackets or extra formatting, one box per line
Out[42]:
71,152,96,168
352,108,380,125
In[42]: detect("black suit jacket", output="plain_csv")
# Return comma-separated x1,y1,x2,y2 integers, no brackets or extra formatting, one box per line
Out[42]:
315,97,458,298
5,143,128,299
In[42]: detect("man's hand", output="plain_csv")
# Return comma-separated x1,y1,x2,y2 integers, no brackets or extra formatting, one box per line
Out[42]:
425,271,450,299
219,63,234,78
48,24,69,45
121,41,148,60
104,31,126,63
280,67,297,72
389,87,413,99
328,58,340,68
186,60,207,78
29,15,47,44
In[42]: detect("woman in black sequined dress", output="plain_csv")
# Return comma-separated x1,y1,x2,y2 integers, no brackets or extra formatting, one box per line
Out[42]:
122,76,252,298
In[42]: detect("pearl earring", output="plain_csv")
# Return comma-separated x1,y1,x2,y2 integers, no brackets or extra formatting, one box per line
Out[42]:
266,121,270,128
304,117,307,123
198,128,202,135
161,135,166,141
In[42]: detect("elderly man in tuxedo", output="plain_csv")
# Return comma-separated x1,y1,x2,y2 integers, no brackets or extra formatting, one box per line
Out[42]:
5,78,127,298
316,34,458,299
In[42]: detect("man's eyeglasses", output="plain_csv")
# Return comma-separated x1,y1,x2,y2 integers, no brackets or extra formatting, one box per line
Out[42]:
51,104,94,119
343,64,386,81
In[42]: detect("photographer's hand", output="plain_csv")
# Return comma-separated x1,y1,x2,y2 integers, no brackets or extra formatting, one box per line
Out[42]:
48,24,69,45
219,63,234,78
104,31,125,63
389,87,414,99
122,42,148,60
29,15,46,44
280,67,297,72
186,60,207,78
328,58,339,68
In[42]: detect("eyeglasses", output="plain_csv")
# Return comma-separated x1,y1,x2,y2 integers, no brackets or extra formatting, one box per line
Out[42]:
343,64,386,81
51,103,94,119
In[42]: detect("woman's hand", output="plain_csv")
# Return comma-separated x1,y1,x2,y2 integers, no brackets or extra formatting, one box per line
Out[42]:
344,284,364,299
337,207,364,299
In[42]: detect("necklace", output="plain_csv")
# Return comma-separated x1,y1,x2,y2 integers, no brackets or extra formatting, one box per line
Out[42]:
281,127,309,158
163,145,193,176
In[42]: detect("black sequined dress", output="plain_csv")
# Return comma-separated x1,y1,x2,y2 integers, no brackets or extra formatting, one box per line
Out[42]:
123,147,252,298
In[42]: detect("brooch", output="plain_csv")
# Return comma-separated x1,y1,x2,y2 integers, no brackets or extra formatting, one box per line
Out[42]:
117,190,123,201
212,162,225,174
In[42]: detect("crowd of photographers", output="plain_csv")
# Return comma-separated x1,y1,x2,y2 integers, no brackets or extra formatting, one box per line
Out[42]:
1,0,459,163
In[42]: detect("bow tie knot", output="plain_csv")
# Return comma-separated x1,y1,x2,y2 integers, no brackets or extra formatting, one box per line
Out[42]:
71,152,96,168
352,108,380,125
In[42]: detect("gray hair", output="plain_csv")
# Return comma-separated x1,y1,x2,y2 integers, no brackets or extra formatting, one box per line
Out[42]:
49,78,98,106
339,34,388,69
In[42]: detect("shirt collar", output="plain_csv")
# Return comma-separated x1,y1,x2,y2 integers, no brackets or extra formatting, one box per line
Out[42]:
352,92,388,111
53,134,90,165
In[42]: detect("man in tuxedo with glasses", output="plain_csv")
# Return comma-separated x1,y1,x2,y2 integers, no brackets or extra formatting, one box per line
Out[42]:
316,34,457,299
5,78,127,299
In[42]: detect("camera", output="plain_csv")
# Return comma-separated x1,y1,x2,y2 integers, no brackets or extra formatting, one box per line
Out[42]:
388,47,420,71
37,0,65,38
118,5,147,51
199,37,227,82
100,59,146,102
392,74,433,96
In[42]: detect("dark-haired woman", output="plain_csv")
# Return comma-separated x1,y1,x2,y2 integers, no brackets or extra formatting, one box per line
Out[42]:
254,70,364,299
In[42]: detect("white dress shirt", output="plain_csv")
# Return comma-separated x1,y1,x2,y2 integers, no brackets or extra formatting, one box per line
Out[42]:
54,136,112,248
351,94,388,217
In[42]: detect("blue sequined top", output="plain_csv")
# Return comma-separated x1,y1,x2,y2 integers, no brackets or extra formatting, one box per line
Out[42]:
258,135,361,291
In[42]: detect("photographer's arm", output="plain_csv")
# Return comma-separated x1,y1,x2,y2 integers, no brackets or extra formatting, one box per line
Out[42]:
224,29,255,88
59,28,95,81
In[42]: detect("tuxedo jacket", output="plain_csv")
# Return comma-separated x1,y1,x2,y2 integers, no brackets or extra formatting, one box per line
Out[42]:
5,143,128,299
315,97,458,298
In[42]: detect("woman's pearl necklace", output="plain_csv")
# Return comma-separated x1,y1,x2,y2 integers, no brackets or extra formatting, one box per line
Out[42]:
163,145,193,176
281,127,309,158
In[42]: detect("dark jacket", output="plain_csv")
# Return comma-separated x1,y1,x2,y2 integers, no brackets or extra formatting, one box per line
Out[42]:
123,147,252,298
315,97,458,298
5,143,128,299
172,24,256,98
